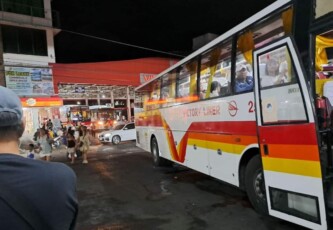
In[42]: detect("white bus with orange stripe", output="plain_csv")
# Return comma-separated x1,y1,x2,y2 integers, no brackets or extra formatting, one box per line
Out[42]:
134,0,333,229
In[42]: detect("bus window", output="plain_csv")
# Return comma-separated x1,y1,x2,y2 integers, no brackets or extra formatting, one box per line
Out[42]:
234,30,255,94
234,8,291,93
252,13,287,49
142,79,161,111
68,105,91,126
258,45,305,124
150,79,161,100
176,59,198,103
200,41,231,99
161,72,176,107
259,46,293,88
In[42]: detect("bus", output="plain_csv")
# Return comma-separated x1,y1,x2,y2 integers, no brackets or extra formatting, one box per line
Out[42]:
68,105,91,126
89,105,128,130
134,0,333,229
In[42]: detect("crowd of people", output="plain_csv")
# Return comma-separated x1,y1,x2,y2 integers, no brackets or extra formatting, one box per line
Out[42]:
27,121,91,164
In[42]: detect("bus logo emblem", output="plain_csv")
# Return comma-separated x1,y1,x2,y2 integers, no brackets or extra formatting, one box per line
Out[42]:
228,100,238,117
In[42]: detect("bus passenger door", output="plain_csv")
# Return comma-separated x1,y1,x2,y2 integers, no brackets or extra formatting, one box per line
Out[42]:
253,37,326,229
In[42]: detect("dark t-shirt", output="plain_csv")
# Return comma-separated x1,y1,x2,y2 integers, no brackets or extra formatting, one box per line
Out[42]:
0,154,78,230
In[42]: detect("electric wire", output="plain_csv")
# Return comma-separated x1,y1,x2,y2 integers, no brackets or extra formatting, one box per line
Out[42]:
61,29,186,58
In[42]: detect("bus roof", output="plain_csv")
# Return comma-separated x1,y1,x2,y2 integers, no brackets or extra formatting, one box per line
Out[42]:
135,0,291,91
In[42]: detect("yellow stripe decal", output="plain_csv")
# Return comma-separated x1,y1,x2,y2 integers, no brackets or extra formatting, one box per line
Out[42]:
262,157,322,178
188,138,246,155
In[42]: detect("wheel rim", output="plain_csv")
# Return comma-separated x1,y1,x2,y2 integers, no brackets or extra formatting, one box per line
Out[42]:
113,136,120,144
253,169,266,200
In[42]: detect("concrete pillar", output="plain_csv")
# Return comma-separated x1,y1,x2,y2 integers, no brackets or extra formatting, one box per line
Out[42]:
110,88,114,107
97,88,100,105
126,86,131,121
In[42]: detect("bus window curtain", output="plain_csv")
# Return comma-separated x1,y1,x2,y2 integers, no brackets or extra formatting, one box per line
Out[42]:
186,62,198,97
316,35,333,71
237,31,254,64
205,48,221,98
169,74,176,98
282,7,293,35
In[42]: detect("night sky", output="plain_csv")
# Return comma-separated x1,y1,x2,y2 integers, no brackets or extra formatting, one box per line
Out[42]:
51,0,276,63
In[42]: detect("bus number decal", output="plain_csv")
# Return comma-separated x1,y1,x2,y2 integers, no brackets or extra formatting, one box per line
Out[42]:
248,101,255,113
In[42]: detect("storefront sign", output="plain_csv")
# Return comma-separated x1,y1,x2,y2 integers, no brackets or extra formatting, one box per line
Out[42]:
21,97,63,107
5,66,54,96
140,73,157,84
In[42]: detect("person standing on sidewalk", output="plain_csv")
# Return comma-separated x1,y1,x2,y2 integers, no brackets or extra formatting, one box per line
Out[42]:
0,86,78,230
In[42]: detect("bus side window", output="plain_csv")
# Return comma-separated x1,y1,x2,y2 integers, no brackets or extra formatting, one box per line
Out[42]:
177,59,198,102
200,40,232,99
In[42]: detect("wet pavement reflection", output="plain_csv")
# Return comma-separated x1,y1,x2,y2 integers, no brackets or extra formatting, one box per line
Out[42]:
53,141,307,230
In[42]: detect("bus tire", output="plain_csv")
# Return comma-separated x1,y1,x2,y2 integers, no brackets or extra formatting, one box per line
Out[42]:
151,137,171,166
245,155,268,215
112,135,121,145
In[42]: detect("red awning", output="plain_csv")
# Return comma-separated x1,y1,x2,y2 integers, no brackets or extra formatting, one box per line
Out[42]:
50,57,178,93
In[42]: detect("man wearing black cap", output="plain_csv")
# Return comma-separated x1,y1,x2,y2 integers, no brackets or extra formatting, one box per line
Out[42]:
0,86,78,229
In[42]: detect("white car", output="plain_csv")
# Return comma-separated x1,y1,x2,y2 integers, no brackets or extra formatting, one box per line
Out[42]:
98,122,136,144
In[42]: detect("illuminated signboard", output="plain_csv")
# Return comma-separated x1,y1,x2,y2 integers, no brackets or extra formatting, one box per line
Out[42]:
5,66,54,96
140,73,157,84
21,97,63,107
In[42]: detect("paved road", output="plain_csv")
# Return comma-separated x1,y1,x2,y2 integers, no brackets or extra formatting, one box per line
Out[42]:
53,141,307,230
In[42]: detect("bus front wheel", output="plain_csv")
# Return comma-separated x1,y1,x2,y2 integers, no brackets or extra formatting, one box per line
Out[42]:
245,155,268,215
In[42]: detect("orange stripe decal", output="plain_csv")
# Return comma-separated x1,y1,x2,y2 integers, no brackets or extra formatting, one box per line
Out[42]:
261,144,320,161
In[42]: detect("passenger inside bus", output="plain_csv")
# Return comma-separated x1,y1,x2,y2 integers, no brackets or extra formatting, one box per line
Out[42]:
200,82,206,99
178,84,187,97
161,88,169,99
235,64,254,93
277,60,289,84
260,58,289,87
210,81,222,97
